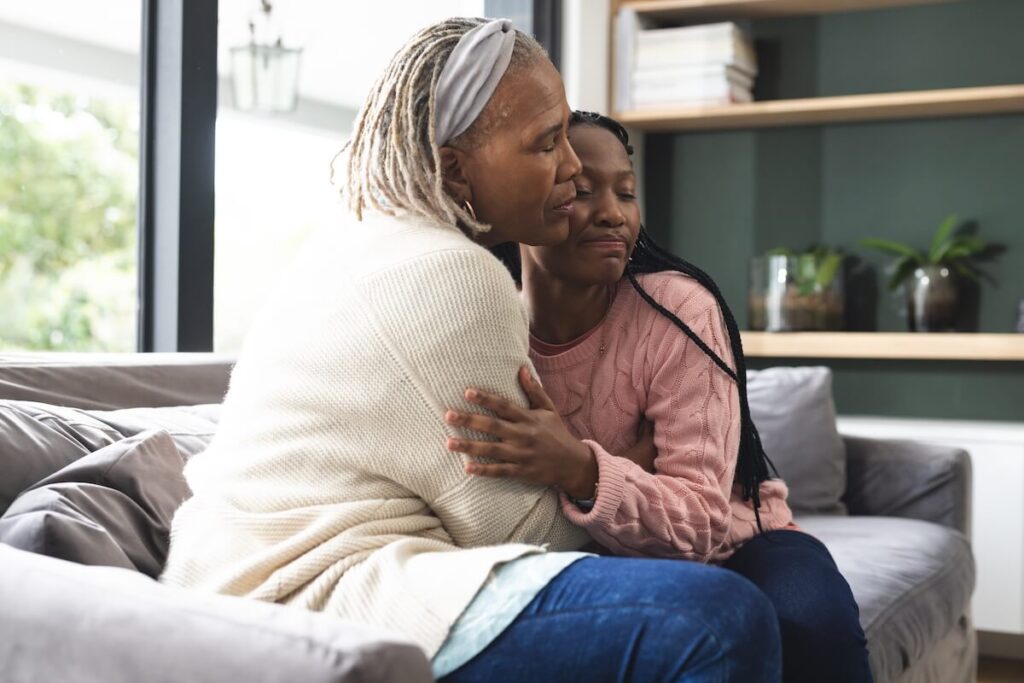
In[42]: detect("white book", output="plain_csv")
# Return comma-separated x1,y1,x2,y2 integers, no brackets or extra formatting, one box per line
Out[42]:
632,82,753,107
634,37,757,75
633,64,754,90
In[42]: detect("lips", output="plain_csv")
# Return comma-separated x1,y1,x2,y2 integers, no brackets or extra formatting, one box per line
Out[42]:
549,189,577,213
580,235,629,248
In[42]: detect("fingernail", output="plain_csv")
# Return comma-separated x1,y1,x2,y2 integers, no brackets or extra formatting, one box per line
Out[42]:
466,389,478,400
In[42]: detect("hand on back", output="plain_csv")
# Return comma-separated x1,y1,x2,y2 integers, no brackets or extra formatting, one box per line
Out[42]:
444,366,599,500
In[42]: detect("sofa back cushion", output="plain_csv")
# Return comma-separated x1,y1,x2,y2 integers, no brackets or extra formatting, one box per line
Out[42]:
0,430,191,576
0,353,233,410
747,366,847,514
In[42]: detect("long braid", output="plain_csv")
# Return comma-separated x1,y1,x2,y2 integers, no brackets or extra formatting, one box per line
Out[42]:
494,110,778,532
332,18,548,236
627,229,778,531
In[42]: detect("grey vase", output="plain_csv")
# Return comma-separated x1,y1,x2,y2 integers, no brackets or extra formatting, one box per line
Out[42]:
906,265,959,332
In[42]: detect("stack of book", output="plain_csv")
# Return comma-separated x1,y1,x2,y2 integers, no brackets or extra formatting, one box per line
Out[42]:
628,22,757,109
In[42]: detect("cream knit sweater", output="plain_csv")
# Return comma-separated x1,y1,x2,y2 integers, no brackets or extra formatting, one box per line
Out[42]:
161,211,590,657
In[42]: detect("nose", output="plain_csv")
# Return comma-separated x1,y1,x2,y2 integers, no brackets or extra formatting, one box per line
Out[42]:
558,135,582,183
594,191,626,227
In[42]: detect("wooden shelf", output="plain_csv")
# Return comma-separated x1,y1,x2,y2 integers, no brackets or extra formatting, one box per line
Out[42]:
740,332,1024,361
617,0,955,22
614,85,1024,131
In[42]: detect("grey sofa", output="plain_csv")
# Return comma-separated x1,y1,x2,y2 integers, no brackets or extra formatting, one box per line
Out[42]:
0,355,975,682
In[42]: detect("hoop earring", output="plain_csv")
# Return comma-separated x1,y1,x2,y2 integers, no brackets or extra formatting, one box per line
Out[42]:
463,200,477,221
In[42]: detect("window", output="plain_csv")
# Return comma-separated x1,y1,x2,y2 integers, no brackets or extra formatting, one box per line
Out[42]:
213,0,486,353
0,2,141,351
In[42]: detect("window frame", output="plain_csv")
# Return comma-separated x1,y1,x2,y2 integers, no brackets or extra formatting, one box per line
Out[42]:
137,0,561,352
137,0,218,352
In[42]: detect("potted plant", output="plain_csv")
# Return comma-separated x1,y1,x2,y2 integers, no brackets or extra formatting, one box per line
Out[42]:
861,215,988,332
748,246,844,332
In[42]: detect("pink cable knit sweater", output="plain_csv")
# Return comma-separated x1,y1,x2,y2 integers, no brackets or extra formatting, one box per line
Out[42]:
529,272,796,563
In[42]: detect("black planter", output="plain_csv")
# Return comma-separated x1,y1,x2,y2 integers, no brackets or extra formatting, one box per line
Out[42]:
906,265,959,332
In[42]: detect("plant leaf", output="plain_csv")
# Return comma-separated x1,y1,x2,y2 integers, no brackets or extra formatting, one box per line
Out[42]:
953,262,980,282
887,255,919,291
816,253,843,288
861,238,922,260
950,235,986,253
934,236,983,264
928,214,959,263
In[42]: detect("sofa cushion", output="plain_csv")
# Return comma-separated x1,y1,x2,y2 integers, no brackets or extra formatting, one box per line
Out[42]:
797,515,975,683
89,404,221,460
0,543,434,683
0,430,190,577
0,400,220,517
747,366,847,514
0,401,122,514
0,352,234,410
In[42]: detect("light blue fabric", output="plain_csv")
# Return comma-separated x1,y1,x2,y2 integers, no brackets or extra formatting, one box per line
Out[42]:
431,551,589,679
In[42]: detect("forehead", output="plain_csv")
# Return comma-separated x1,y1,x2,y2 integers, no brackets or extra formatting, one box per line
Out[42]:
490,60,566,134
568,125,633,174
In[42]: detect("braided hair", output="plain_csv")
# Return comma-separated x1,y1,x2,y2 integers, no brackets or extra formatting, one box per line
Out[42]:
335,17,547,236
493,110,777,529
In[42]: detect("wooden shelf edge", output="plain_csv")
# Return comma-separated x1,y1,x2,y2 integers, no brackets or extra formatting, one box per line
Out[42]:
740,332,1024,361
615,85,1024,132
618,0,956,21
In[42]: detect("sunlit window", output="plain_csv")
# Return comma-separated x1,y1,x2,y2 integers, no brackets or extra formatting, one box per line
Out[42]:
0,2,141,351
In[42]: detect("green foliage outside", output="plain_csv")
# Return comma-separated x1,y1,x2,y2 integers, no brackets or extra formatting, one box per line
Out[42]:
0,82,138,351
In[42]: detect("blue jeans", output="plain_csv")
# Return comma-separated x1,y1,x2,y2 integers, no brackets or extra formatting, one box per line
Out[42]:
440,555,782,682
722,530,873,683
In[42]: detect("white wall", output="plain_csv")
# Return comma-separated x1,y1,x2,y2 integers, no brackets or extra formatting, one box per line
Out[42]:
561,0,646,212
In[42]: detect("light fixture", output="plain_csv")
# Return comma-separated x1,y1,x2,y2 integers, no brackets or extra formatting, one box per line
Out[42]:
230,1,302,114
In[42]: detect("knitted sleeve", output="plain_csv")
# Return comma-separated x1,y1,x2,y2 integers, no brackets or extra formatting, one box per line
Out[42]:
361,246,587,552
559,279,739,561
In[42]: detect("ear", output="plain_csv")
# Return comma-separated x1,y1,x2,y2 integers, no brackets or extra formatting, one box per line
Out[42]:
439,145,473,206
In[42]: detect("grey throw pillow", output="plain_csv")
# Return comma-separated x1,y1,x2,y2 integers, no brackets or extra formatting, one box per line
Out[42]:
0,430,190,576
747,366,846,514
0,401,122,514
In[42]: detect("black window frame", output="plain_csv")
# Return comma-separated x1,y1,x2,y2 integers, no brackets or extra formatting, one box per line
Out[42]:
137,0,218,352
137,0,560,352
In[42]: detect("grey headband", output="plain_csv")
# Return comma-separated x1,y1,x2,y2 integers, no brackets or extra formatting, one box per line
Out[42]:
434,18,516,146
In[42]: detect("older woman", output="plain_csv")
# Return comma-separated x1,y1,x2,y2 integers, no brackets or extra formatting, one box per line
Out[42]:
162,18,780,682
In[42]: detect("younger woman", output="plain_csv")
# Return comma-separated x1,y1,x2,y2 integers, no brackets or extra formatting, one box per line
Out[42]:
447,111,873,682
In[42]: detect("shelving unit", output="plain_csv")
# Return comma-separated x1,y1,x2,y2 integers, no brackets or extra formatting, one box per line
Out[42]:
613,0,1024,358
617,84,1024,131
617,0,955,22
740,332,1024,361
611,0,1024,131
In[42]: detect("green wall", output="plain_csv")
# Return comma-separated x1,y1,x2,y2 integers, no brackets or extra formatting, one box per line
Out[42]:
644,0,1024,420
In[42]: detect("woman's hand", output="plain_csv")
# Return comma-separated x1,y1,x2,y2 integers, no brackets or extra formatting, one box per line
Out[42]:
621,420,657,473
445,366,599,500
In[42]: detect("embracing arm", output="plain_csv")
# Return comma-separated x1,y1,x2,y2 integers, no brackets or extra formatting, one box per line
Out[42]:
361,245,587,551
560,298,740,562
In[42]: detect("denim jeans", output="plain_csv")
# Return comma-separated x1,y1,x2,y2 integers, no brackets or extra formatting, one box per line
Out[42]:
440,555,782,682
722,530,873,683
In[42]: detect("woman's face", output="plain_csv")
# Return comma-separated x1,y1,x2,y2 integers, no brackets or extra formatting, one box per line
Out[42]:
520,124,641,286
446,59,581,247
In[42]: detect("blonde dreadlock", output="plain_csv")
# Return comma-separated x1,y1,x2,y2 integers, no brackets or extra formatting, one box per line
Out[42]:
338,17,547,236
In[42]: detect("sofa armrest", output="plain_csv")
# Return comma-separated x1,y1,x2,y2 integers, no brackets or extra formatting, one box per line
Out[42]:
841,435,972,536
0,544,433,683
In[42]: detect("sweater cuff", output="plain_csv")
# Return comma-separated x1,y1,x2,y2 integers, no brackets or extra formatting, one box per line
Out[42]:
559,440,629,528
